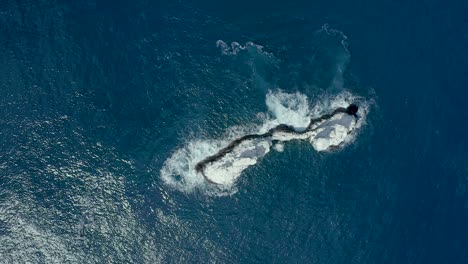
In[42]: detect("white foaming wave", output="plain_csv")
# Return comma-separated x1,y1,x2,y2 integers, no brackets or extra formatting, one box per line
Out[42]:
203,139,272,185
324,91,370,146
306,91,370,149
160,138,239,195
160,90,369,195
261,90,312,133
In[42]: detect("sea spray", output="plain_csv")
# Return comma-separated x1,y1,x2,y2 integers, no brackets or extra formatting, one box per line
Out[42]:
160,90,369,195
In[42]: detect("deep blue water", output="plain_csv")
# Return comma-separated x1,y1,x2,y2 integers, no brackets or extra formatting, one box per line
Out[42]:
0,0,466,263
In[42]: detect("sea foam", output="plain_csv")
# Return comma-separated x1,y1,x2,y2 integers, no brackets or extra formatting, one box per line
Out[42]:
160,90,369,195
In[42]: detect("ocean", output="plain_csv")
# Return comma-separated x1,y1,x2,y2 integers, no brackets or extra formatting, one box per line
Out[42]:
0,0,466,263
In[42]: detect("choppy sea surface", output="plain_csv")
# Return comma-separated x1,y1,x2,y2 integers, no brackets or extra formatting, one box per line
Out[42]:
0,0,466,263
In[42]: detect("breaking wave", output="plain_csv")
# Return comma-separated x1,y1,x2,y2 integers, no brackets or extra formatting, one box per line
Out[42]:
160,90,370,195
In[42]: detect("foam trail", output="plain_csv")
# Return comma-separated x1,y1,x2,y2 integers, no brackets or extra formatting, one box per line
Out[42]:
216,40,269,57
314,24,352,90
160,90,370,195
